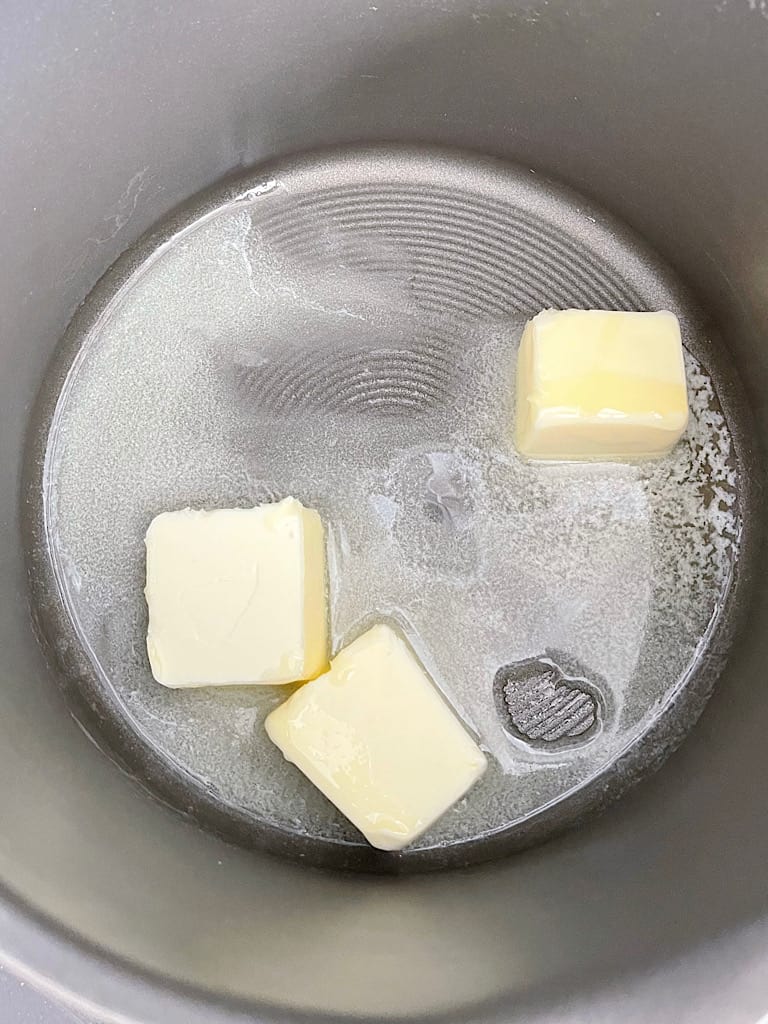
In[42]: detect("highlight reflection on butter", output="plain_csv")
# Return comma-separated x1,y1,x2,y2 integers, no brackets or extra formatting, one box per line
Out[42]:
515,309,689,461
266,624,487,851
145,498,328,687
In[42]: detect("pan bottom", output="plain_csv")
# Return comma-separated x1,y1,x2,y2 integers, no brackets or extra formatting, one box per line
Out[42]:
26,146,750,871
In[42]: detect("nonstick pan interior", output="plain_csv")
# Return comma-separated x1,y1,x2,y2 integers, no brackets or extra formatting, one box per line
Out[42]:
4,2,768,1021
24,145,756,872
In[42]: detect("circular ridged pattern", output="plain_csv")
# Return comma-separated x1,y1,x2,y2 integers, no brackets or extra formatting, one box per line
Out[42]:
238,178,647,415
495,659,600,747
26,145,751,873
254,185,644,316
265,208,634,312
240,335,460,415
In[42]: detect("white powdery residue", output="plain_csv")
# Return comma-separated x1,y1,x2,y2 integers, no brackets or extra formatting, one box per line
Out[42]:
58,168,152,284
636,351,739,683
43,190,743,849
368,493,398,532
236,179,281,202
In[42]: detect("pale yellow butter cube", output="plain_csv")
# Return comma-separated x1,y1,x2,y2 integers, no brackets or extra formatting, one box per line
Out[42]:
145,498,328,687
265,624,487,851
515,309,689,460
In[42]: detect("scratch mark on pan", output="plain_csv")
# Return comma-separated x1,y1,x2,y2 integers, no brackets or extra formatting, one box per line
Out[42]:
58,168,152,284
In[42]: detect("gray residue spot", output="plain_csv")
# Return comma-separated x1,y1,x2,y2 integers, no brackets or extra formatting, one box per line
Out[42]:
495,657,601,748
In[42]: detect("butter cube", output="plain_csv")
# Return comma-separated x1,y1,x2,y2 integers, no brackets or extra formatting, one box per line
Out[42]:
145,498,328,687
265,624,487,851
515,309,689,460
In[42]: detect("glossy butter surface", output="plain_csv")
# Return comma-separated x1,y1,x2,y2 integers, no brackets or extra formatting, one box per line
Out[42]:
266,624,487,851
145,498,328,686
515,309,689,460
